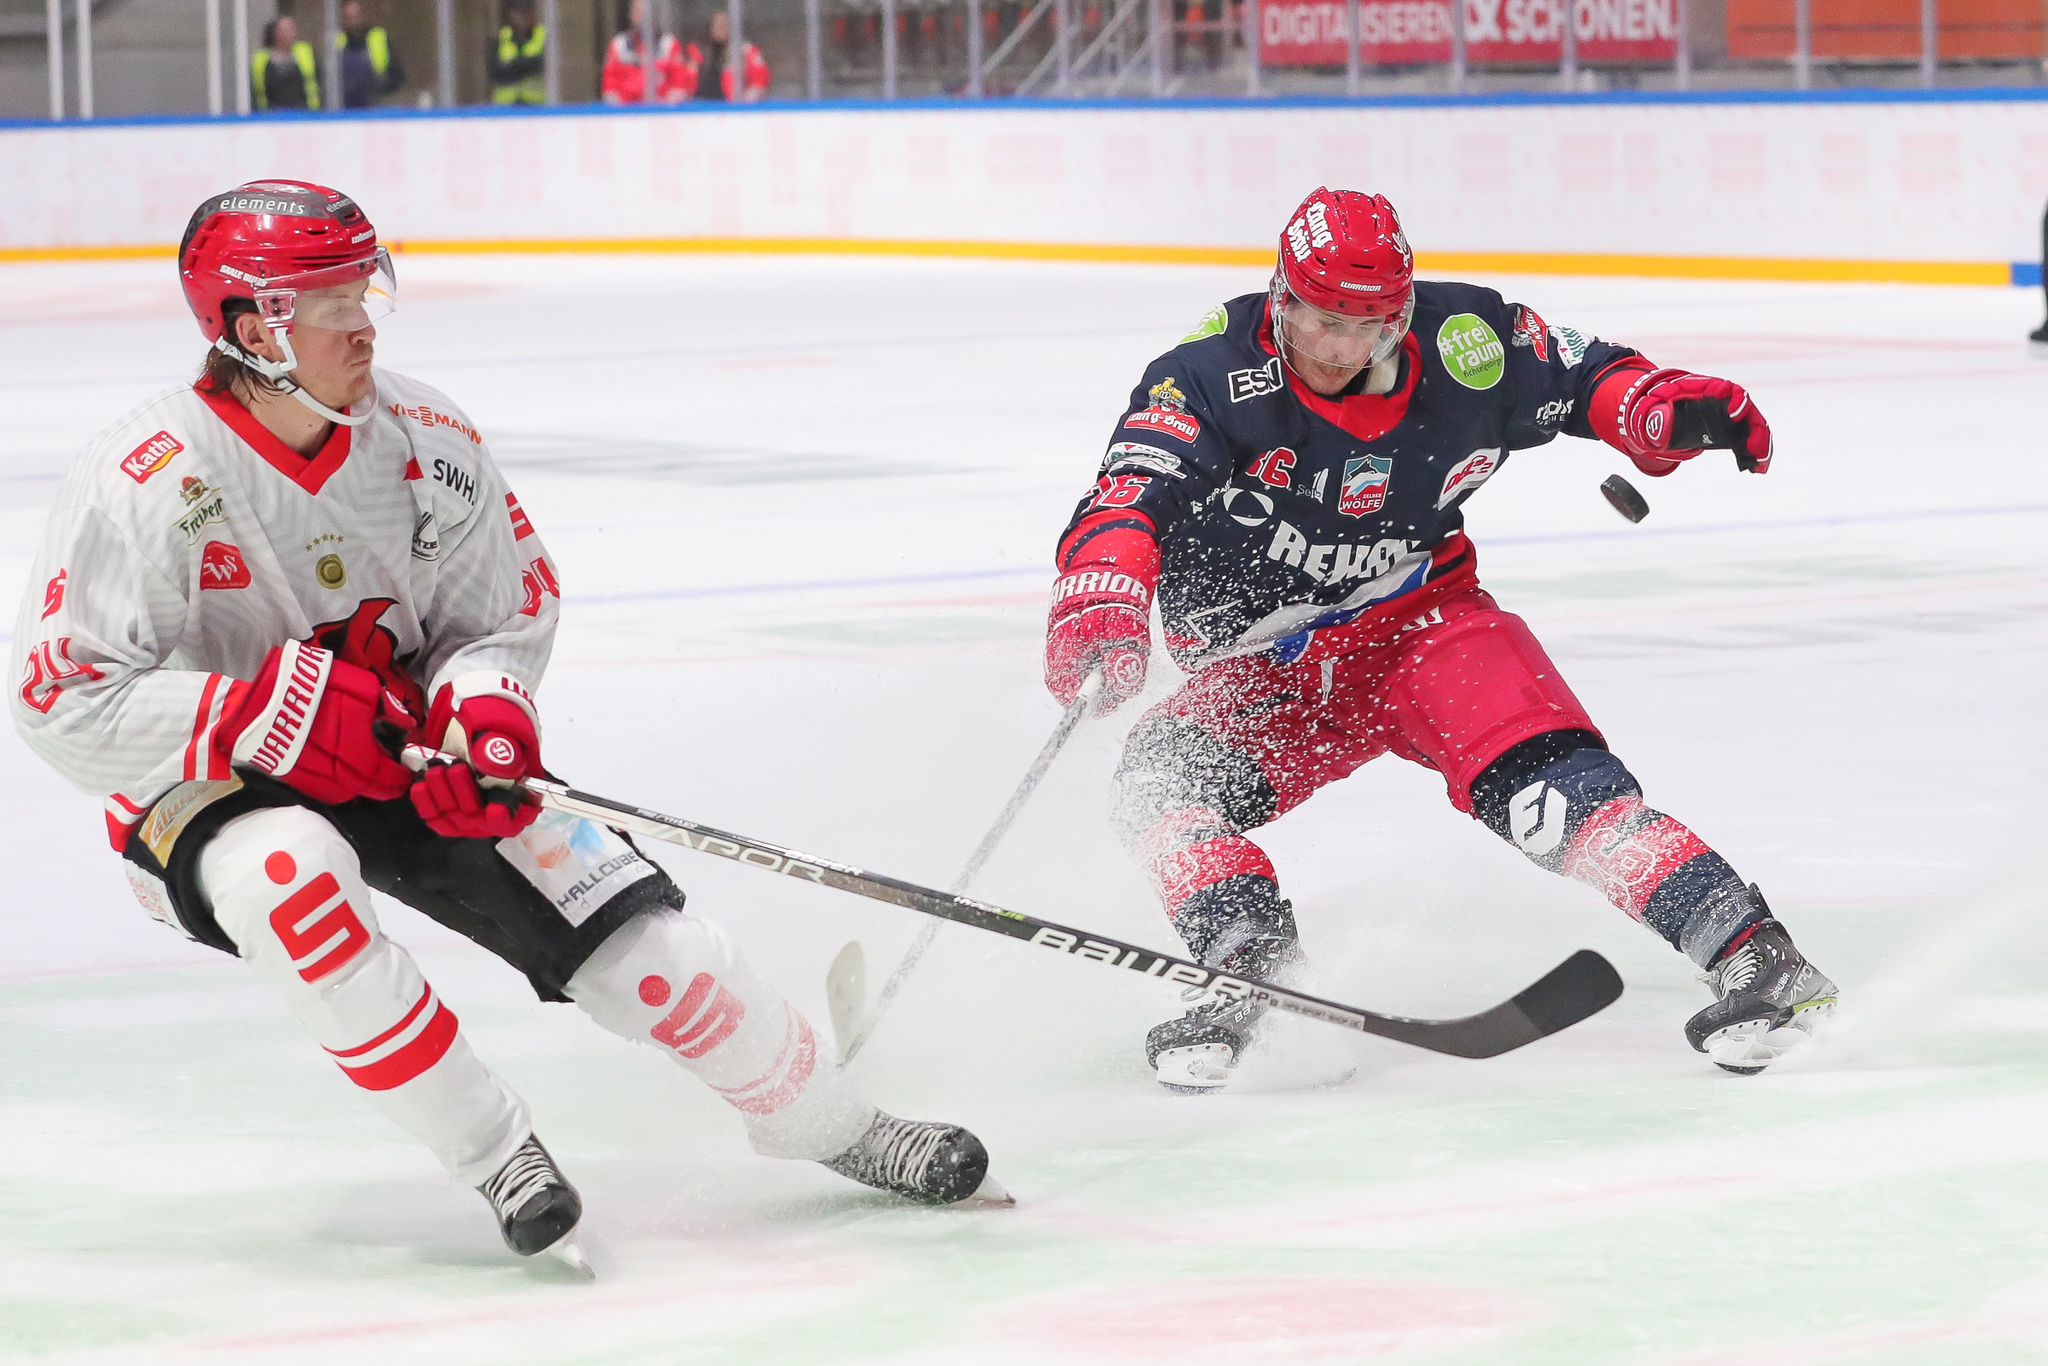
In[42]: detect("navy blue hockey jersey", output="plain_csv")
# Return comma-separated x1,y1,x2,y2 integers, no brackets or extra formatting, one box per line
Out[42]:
1059,282,1638,665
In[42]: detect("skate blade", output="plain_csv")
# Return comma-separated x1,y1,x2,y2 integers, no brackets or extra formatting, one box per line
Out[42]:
825,941,867,1064
1153,1042,1235,1094
1704,1001,1836,1075
528,1231,597,1281
961,1172,1017,1208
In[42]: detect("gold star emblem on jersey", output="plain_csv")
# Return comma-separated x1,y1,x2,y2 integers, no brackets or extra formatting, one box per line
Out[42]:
1147,377,1188,412
315,553,347,590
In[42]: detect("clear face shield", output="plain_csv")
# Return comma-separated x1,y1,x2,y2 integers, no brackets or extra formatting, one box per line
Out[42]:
227,247,396,427
251,247,398,334
1271,275,1413,375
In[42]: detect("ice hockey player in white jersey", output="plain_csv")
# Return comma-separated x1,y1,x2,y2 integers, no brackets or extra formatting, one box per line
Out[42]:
8,181,1002,1268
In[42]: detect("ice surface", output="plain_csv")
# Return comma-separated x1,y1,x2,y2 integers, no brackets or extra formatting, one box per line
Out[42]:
2,257,2045,1363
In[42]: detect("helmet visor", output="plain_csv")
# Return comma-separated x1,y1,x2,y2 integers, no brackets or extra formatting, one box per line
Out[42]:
253,247,397,333
1274,281,1412,373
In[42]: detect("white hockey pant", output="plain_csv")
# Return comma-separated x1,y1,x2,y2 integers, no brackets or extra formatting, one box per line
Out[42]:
200,806,530,1186
564,910,874,1160
200,807,873,1185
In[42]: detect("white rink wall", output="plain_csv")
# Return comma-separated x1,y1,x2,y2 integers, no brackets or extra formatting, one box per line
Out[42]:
1,93,2046,280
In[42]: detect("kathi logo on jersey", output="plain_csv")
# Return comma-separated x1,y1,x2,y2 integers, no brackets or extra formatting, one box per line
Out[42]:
1339,454,1394,517
1436,448,1503,509
199,541,251,591
173,477,227,542
121,431,184,484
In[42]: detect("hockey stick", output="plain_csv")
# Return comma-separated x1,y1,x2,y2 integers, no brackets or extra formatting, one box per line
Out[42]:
826,672,1104,1064
406,747,1625,1059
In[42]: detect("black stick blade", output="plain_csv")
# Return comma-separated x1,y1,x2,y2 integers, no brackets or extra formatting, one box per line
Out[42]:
1366,950,1625,1059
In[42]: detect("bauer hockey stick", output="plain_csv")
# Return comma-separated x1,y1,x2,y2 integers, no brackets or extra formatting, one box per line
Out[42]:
404,747,1625,1059
827,671,1105,1064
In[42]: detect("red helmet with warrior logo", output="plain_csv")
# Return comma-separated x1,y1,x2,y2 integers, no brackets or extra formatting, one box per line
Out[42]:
1270,187,1415,373
177,180,396,425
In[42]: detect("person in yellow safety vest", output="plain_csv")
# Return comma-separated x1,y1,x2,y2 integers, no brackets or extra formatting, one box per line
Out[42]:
251,16,319,112
490,0,549,106
336,0,407,109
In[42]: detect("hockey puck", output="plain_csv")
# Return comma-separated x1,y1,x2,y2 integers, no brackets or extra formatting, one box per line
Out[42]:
1600,474,1649,524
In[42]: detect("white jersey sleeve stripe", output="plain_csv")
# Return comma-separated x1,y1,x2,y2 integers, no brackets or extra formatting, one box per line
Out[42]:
183,672,234,783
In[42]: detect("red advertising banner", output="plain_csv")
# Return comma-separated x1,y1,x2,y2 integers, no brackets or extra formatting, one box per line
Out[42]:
1260,0,1678,67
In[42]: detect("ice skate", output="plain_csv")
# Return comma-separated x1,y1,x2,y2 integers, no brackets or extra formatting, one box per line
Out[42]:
2030,320,2048,349
1686,916,1838,1075
1144,930,1305,1094
822,1111,1009,1206
479,1135,590,1274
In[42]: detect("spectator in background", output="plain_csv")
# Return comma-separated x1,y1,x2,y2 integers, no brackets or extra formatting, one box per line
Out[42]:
603,0,696,103
252,16,319,112
687,10,772,102
490,1,550,106
336,1,406,109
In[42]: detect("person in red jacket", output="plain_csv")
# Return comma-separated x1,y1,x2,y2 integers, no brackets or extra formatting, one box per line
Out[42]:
601,0,696,103
686,10,771,102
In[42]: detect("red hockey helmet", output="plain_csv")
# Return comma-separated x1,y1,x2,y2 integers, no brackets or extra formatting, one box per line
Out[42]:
178,180,395,344
1270,187,1414,373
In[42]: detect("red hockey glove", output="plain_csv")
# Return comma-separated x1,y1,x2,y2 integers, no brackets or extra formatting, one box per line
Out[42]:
218,641,415,806
1594,363,1774,477
1045,519,1159,715
410,681,543,839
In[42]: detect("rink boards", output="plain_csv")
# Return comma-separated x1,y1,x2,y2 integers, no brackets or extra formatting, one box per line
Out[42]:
1,90,2046,285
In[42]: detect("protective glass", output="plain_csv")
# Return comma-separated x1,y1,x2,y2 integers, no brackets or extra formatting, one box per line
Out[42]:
253,247,397,333
1273,281,1412,372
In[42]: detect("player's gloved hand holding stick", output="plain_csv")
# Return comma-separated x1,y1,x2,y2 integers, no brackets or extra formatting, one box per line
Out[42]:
400,743,1625,1059
826,670,1106,1064
409,682,545,839
216,641,416,806
1045,550,1154,714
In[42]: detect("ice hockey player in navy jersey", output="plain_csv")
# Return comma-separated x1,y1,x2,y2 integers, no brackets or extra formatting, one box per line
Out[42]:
1043,187,1838,1092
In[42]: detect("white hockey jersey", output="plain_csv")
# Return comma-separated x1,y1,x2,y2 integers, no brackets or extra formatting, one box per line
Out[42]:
10,370,558,849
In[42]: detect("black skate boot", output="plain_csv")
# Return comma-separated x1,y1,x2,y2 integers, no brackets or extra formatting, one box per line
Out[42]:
822,1111,1007,1206
1145,932,1304,1093
1686,910,1838,1075
479,1135,588,1271
2031,319,2048,348
1144,878,1305,1094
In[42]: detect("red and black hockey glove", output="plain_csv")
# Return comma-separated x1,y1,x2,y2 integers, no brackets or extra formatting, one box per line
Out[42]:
410,680,543,840
1045,517,1159,715
218,641,416,806
1593,363,1774,477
